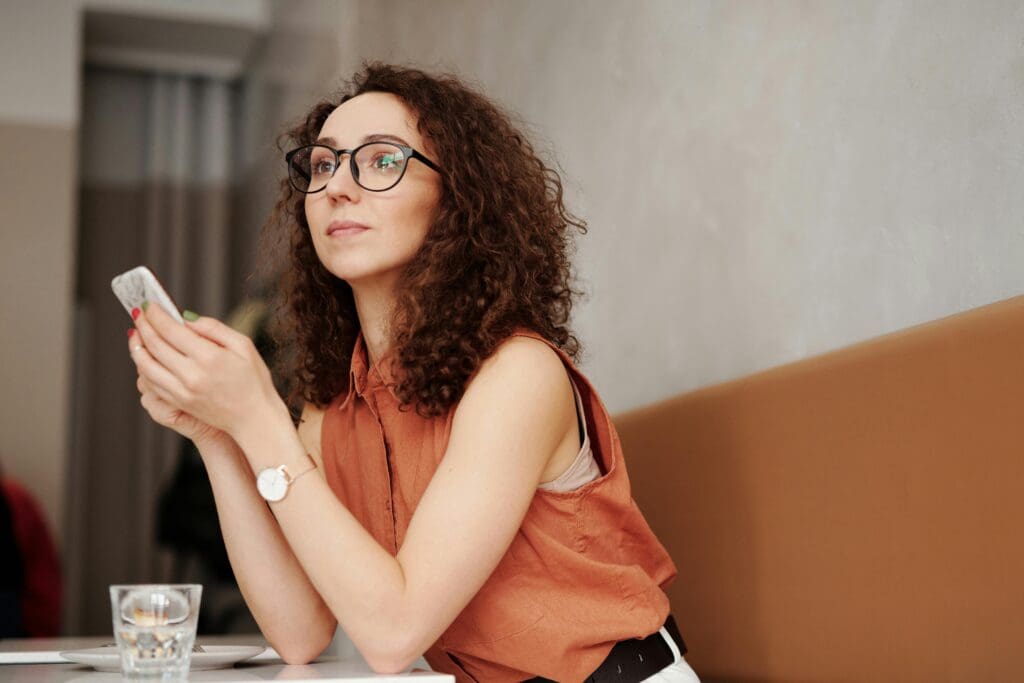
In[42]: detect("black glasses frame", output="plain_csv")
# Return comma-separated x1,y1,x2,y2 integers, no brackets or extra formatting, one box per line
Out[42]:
285,141,442,194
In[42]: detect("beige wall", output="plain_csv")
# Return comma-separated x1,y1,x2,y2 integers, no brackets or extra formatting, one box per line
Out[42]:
285,0,1024,413
0,2,81,545
0,123,78,545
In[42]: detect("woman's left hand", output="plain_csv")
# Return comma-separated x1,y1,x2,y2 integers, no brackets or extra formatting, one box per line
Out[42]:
129,302,286,443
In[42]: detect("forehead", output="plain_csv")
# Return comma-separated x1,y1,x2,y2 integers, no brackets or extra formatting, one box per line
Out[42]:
318,92,424,148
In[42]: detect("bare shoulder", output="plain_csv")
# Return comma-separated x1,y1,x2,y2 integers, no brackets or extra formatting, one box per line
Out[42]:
454,335,578,480
470,335,570,393
297,402,326,467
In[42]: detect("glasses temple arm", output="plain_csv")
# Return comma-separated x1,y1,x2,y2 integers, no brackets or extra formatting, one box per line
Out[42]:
410,150,442,174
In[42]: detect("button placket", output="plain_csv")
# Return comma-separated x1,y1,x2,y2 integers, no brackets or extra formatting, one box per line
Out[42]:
364,390,399,554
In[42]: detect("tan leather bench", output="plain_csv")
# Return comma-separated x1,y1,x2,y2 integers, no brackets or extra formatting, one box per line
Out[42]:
616,295,1024,682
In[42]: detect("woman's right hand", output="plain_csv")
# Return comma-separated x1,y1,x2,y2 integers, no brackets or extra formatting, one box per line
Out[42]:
129,328,230,449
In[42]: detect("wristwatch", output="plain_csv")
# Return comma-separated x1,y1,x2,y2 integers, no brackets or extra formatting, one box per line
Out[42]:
256,453,317,502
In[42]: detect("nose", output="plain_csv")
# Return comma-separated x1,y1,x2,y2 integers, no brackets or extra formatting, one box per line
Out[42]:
323,154,361,201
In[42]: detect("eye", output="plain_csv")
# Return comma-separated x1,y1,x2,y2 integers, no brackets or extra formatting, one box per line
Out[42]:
312,159,336,175
308,147,337,176
372,153,402,171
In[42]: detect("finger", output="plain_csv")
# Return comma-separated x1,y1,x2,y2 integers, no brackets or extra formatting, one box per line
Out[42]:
127,327,143,355
182,313,252,356
144,300,219,359
139,389,162,417
139,385,170,414
139,389,181,425
134,306,193,378
137,374,176,405
131,343,189,403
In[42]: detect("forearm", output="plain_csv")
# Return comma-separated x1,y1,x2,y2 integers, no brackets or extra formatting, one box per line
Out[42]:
231,413,416,669
196,437,336,661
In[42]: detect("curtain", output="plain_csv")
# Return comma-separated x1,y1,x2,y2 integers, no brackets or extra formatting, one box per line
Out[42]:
67,67,234,635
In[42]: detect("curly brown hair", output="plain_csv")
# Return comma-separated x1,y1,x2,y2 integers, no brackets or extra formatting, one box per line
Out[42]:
261,61,587,418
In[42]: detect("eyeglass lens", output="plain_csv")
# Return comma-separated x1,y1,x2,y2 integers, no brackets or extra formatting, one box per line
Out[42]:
289,143,409,193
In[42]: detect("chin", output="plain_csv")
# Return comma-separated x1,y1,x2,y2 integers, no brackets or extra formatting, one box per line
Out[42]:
323,259,401,286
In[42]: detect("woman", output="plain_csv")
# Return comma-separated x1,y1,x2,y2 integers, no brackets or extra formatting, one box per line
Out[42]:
127,62,698,682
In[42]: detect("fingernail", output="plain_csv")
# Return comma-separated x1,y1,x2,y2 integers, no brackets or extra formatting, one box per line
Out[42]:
183,310,199,322
141,300,150,312
127,328,135,338
131,307,141,320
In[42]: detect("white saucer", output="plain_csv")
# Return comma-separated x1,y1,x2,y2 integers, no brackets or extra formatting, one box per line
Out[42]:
60,644,267,672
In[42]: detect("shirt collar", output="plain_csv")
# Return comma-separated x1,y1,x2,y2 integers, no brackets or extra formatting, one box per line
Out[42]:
340,331,400,409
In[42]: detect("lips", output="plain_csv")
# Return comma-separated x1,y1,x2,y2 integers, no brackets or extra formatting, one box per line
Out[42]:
327,220,370,236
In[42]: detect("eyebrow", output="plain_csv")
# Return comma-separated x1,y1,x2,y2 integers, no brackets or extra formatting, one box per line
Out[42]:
315,133,413,148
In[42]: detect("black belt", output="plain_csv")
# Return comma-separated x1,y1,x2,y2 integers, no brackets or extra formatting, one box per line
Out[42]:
525,614,688,683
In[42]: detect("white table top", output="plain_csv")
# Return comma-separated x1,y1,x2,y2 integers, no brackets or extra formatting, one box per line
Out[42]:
0,636,454,682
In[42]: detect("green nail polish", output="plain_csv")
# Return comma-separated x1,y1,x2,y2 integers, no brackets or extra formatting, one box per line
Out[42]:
183,310,199,322
141,300,150,311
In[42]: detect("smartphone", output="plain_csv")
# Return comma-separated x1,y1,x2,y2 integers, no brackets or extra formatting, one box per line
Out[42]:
110,266,184,324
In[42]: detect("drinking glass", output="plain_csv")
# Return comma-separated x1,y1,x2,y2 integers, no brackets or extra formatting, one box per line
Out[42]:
109,584,202,679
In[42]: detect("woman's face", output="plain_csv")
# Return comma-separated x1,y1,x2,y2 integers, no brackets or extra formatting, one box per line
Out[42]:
304,92,442,287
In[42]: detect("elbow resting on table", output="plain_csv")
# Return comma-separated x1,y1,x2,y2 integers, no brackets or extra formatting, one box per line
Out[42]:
363,649,420,675
270,630,334,666
357,631,422,675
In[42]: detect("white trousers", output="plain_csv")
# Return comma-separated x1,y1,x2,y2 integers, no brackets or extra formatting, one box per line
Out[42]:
638,625,701,682
640,657,700,682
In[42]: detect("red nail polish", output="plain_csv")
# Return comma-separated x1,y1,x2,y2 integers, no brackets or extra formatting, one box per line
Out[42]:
127,328,135,338
131,307,141,320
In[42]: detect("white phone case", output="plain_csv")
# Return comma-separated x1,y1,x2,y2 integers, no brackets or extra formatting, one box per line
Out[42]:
110,266,184,324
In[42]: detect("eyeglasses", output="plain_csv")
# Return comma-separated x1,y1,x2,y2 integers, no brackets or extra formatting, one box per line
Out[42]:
285,141,442,194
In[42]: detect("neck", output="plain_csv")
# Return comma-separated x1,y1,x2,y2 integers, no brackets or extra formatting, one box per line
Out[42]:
350,277,398,367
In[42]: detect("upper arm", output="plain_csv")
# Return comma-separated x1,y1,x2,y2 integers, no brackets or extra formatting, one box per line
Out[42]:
393,336,576,655
297,402,326,470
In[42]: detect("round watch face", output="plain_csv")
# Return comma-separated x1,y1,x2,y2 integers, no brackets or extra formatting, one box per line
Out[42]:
257,467,288,502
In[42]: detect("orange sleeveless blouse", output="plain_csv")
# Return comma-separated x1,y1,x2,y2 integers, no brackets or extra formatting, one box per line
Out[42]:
321,330,678,681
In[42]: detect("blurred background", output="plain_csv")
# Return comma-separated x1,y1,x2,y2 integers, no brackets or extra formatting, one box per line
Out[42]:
0,0,1021,652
